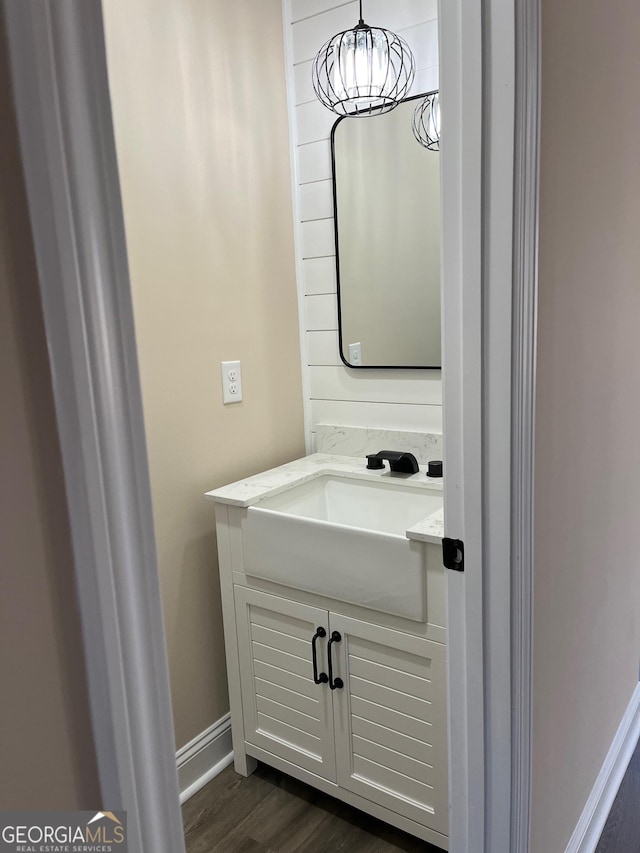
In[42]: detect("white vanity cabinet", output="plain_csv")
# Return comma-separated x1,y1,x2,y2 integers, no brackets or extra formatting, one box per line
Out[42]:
234,586,448,842
234,587,337,781
330,612,448,836
211,466,448,850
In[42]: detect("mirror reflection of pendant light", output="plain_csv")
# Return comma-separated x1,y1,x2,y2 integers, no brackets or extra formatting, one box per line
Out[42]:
413,91,441,150
312,0,415,117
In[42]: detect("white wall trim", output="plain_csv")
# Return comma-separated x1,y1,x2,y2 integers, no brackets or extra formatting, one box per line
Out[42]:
565,682,640,853
177,715,234,805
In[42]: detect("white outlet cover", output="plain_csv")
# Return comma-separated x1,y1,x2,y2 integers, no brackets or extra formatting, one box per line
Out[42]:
348,342,362,365
221,360,242,404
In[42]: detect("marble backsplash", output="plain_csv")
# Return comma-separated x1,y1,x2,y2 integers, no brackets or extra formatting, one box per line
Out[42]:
314,425,443,465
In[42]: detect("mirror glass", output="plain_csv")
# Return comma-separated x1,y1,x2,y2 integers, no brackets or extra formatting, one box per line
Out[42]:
332,92,441,368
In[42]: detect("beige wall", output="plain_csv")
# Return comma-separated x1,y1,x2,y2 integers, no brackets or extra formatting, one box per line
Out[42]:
0,23,100,808
103,0,305,749
532,1,640,849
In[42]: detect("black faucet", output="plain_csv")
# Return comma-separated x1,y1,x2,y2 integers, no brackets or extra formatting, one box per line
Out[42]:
365,450,420,474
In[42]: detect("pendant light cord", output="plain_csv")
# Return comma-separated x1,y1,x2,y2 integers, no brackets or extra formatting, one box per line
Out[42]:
359,0,364,25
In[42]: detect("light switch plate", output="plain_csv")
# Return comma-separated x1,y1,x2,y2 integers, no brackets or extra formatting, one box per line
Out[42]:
221,360,242,404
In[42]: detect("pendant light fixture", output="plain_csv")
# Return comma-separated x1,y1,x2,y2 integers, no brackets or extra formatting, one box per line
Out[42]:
312,1,415,117
413,91,441,151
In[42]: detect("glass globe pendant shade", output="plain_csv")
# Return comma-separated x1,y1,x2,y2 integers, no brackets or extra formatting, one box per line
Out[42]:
413,91,441,150
312,3,415,117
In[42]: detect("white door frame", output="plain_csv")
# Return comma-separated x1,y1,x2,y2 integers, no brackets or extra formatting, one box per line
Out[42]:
440,0,539,850
439,0,485,847
510,0,541,849
3,1,540,851
3,4,185,852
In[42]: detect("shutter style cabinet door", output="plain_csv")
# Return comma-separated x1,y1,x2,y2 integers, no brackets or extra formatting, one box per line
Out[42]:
329,613,448,836
235,587,336,781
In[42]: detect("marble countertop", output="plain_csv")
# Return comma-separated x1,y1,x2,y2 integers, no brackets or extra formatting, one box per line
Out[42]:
205,453,444,545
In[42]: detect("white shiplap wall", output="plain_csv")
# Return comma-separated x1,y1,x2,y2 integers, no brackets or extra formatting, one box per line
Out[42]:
283,0,441,447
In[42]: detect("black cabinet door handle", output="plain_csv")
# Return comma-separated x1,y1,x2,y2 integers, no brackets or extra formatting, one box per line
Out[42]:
327,631,344,690
311,627,328,685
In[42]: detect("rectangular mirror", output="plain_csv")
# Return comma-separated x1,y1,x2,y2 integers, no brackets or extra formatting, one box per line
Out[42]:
331,92,441,369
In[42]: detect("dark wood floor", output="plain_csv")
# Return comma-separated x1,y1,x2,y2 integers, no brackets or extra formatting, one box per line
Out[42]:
182,762,442,853
596,739,640,852
182,743,640,853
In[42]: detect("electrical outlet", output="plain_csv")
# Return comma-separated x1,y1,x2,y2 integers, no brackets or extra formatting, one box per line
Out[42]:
221,360,242,404
348,342,362,365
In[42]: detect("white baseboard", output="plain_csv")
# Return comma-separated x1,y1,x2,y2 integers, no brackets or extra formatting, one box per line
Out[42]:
565,682,640,853
176,713,233,805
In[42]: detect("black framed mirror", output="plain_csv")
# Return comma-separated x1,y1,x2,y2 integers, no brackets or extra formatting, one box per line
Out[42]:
331,91,441,369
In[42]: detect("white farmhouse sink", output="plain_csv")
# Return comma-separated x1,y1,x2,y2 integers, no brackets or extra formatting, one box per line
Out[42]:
241,475,442,621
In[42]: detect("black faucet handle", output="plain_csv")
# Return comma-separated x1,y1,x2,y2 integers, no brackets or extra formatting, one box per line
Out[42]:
427,460,443,478
366,454,385,470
